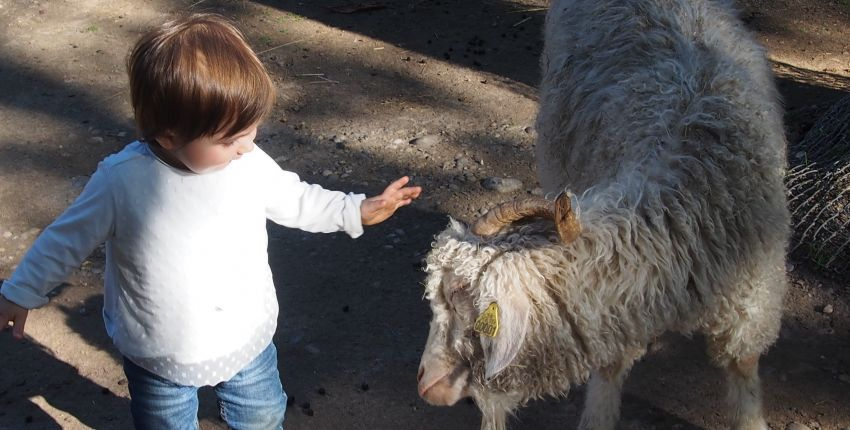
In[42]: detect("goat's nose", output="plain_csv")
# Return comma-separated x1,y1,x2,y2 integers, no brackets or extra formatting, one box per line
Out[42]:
417,366,424,383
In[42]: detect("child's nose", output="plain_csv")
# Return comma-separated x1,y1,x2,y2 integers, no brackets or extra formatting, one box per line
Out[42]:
239,140,255,154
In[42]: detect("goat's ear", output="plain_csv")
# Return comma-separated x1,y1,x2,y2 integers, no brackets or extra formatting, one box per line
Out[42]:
477,256,532,380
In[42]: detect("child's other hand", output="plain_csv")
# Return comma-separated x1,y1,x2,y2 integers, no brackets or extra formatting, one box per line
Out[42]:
361,176,422,226
0,294,29,340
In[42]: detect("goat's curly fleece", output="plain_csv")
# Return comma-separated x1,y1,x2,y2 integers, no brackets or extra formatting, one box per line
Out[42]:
423,0,789,418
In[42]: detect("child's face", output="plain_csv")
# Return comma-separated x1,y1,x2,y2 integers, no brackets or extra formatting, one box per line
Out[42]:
157,125,258,174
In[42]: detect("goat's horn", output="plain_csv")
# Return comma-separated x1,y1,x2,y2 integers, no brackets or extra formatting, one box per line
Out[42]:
553,192,581,244
471,193,581,244
472,197,554,237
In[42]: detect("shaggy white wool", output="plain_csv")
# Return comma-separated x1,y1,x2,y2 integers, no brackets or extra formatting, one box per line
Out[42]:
420,0,789,428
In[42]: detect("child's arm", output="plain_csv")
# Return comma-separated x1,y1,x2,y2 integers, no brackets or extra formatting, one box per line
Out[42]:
360,176,422,226
0,166,115,338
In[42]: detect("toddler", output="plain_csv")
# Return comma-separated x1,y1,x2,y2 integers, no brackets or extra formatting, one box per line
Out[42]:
0,13,421,430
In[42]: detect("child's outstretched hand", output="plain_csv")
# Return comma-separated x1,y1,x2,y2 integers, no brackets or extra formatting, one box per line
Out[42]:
0,294,28,340
361,176,422,226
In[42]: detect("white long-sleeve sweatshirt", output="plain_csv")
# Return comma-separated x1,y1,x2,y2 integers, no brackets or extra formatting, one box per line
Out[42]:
1,141,365,386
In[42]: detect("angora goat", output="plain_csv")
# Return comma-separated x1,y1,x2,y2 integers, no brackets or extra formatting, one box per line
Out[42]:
416,0,790,429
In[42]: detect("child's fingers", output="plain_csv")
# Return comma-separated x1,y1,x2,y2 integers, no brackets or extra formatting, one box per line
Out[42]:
386,176,410,192
1,311,26,339
398,186,421,199
11,313,26,339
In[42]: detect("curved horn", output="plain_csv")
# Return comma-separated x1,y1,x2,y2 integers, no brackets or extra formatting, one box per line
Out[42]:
471,197,554,237
471,193,581,244
552,192,581,244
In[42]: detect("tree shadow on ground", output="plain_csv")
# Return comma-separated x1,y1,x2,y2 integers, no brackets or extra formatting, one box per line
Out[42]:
0,282,129,429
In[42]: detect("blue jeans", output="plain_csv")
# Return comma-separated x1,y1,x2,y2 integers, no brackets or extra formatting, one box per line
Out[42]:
123,343,287,430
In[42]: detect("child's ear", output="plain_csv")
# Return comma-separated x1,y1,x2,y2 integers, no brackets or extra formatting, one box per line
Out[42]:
155,131,179,150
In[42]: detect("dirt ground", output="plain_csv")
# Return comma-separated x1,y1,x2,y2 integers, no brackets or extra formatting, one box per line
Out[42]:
0,0,849,429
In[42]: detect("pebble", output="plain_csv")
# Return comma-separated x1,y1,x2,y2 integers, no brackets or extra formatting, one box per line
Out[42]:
391,138,405,145
822,304,833,314
409,134,440,148
787,423,812,430
321,169,333,177
481,177,523,193
455,156,471,169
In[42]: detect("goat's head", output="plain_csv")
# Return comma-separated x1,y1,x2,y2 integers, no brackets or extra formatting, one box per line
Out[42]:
417,193,580,408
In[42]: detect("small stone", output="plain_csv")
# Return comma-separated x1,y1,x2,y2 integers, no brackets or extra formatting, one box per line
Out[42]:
822,304,834,314
274,155,289,163
391,138,405,145
481,177,524,193
90,136,104,144
454,156,471,169
409,134,440,147
786,423,812,430
2,231,12,239
321,169,333,177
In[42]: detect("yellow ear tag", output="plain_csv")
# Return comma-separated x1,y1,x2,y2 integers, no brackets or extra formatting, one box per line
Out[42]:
474,302,500,338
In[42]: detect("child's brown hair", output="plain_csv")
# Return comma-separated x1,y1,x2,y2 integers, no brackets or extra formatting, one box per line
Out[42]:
128,14,274,144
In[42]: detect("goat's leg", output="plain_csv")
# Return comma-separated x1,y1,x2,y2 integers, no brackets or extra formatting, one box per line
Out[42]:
722,354,768,430
578,347,645,430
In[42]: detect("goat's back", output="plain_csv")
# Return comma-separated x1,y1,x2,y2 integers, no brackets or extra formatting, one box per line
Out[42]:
535,0,785,195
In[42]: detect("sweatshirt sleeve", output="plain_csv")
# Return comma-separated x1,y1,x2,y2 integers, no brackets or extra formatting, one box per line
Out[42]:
0,165,116,309
258,149,365,238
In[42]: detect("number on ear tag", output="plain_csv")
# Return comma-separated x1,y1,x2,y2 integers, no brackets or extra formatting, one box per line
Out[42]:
474,302,500,337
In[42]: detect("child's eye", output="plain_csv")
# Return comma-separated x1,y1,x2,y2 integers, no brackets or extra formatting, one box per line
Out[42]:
223,141,236,147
